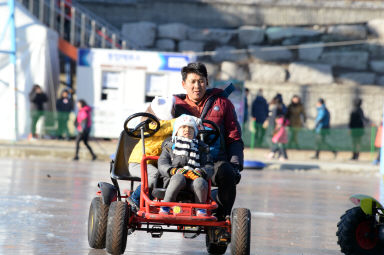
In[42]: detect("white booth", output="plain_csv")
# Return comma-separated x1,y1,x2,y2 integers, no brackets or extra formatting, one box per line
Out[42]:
76,48,195,138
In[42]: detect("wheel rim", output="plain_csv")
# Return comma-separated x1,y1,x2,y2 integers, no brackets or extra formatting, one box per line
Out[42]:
355,220,378,250
88,209,94,238
90,213,94,231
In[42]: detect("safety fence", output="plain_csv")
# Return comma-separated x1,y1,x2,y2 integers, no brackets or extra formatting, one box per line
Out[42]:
30,110,381,154
30,110,76,138
242,122,380,153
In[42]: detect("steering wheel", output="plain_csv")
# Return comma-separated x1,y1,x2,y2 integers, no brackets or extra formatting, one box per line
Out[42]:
197,119,220,146
124,112,160,138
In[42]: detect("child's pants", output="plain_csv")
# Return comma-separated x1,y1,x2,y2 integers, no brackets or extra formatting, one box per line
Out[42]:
128,163,159,189
163,174,208,203
272,143,288,159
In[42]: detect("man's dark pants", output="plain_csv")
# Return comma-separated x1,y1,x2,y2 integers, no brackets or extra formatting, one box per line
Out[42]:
314,129,335,157
211,161,237,218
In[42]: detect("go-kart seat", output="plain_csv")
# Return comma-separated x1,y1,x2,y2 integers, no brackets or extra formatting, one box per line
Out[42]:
110,130,141,182
152,188,194,202
151,187,219,203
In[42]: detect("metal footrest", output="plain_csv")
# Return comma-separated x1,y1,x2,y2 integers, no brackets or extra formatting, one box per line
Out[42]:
182,226,201,239
150,226,163,238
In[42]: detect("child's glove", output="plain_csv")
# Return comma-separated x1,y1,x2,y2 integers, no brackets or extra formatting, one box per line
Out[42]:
185,169,207,180
185,170,199,180
192,168,207,179
170,168,188,176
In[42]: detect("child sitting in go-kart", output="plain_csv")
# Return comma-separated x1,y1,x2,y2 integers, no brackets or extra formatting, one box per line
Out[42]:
158,114,214,216
128,96,176,206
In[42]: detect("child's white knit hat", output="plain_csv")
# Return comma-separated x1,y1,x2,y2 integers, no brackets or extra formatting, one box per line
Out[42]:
172,114,201,140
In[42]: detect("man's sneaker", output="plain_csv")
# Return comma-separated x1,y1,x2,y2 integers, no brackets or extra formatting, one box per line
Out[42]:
196,209,207,216
127,196,139,212
159,206,170,215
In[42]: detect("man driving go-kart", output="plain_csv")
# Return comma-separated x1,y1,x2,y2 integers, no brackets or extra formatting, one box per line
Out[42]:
174,62,244,221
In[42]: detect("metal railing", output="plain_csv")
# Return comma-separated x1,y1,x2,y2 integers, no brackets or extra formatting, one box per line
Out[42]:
19,0,135,49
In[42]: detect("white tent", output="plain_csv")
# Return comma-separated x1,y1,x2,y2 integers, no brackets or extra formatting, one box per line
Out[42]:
0,0,59,140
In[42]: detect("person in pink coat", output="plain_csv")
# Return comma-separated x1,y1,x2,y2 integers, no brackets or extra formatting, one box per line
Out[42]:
267,116,288,160
73,99,97,161
373,122,382,165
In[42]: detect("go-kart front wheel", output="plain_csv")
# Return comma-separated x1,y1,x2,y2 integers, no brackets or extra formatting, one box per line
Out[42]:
337,206,383,255
88,197,109,249
106,201,129,255
231,208,251,255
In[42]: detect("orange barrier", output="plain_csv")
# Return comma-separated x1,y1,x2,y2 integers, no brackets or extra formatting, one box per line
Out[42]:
58,38,77,61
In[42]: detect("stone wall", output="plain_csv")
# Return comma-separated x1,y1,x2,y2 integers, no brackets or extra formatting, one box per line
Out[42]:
78,0,384,28
119,19,384,126
120,20,384,87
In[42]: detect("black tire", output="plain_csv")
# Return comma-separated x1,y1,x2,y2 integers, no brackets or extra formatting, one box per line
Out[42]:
337,206,383,255
205,228,228,255
106,201,129,255
88,197,109,249
231,208,251,255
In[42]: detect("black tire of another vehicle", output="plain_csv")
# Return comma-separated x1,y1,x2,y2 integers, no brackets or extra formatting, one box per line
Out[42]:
106,201,129,255
231,208,251,255
205,228,228,255
88,197,109,249
337,206,383,255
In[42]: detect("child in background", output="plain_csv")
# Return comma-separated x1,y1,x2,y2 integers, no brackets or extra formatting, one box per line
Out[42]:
73,99,97,160
158,114,213,216
269,116,288,161
373,122,382,165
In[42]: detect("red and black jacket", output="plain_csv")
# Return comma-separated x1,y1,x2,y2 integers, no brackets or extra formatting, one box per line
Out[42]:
174,88,244,170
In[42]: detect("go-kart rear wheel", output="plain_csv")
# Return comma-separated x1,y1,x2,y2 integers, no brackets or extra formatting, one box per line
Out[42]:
230,208,251,255
88,197,109,249
106,201,129,255
337,206,383,255
205,230,228,255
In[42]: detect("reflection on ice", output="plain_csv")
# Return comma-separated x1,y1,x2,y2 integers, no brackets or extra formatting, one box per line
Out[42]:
0,158,381,254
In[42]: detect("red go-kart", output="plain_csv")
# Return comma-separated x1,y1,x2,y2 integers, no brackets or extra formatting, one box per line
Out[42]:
87,112,251,254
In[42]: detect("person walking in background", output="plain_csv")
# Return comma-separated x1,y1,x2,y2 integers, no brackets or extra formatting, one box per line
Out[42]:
56,89,73,140
251,89,269,146
373,121,382,165
73,99,97,161
274,93,287,115
286,95,306,149
311,98,337,159
243,88,249,126
29,84,48,139
268,115,288,160
265,93,286,153
348,98,367,160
